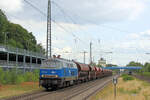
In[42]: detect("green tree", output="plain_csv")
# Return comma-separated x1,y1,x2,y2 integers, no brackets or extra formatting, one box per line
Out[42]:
126,61,143,67
144,63,150,72
97,64,102,67
106,64,117,67
0,9,45,54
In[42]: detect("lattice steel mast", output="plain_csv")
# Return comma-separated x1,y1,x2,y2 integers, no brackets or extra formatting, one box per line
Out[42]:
46,0,51,58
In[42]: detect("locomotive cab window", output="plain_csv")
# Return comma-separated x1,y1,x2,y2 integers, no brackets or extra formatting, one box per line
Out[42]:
42,60,61,68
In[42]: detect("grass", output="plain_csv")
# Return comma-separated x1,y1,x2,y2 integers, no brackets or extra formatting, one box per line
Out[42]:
90,76,150,100
121,74,135,81
0,82,42,99
141,72,150,77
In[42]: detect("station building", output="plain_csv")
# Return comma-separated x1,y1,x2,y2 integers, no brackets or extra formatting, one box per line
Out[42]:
98,58,106,67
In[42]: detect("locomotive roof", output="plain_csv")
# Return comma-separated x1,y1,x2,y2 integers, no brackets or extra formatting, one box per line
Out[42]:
46,57,74,64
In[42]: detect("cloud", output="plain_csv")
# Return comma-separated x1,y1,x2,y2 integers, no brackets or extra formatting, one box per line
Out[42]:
0,0,23,13
53,0,146,24
2,0,149,65
129,30,150,39
11,18,87,62
111,30,150,55
10,18,86,48
2,0,146,25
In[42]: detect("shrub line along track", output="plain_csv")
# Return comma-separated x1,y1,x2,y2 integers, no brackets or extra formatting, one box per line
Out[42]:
133,74,150,83
1,75,117,100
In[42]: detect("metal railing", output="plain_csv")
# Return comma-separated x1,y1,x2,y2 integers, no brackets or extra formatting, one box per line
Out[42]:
0,44,46,58
0,60,41,68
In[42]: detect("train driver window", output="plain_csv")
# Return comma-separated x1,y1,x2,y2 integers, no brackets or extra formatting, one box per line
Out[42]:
63,62,67,68
67,63,70,67
73,64,77,68
56,61,61,68
60,62,63,68
70,64,73,68
42,60,61,68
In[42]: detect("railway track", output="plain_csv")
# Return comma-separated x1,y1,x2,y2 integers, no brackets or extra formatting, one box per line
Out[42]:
35,75,115,100
1,90,52,100
1,75,117,100
64,76,114,100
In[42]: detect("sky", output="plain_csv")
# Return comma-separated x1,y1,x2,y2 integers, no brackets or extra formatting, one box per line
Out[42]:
0,0,150,65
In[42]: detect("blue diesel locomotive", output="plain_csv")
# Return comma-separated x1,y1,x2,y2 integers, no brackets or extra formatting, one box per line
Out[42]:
39,57,78,90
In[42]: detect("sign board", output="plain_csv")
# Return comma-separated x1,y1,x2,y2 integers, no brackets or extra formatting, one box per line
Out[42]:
113,77,118,85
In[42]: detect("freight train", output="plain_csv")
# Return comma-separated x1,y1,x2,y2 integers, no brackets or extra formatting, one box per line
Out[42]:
39,56,112,90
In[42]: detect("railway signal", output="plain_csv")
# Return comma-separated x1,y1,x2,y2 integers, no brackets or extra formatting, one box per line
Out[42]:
113,77,118,99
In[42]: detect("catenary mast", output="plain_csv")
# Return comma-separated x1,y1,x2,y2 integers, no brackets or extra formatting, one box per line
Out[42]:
46,0,52,58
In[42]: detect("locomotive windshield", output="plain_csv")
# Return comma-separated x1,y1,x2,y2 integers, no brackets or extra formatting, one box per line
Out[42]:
42,59,61,68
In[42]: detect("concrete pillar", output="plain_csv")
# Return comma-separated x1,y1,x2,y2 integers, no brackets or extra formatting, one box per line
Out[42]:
30,57,32,64
23,55,26,73
23,55,26,66
16,55,18,67
16,48,18,67
30,56,32,72
7,52,9,70
40,59,42,68
7,52,9,64
36,58,38,65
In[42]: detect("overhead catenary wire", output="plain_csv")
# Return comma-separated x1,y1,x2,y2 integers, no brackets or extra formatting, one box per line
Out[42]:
5,2,68,56
52,0,134,34
24,0,97,63
52,1,95,44
24,0,124,62
23,0,89,47
51,1,136,60
23,0,91,61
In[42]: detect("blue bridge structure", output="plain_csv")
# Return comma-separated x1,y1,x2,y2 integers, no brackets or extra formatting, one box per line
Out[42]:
103,66,142,70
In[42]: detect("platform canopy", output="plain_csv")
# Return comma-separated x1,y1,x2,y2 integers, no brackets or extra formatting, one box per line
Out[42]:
103,66,142,70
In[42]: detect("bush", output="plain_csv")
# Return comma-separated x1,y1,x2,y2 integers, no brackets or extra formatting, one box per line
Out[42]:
142,72,150,77
121,74,134,81
0,68,5,84
0,68,39,85
121,74,128,77
16,75,25,84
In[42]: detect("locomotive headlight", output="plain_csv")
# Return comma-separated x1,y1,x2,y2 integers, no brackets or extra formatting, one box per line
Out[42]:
41,75,44,77
55,75,58,78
